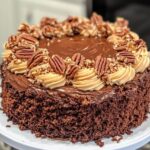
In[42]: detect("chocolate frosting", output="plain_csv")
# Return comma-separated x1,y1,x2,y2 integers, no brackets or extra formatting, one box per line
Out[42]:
39,36,115,59
5,71,31,91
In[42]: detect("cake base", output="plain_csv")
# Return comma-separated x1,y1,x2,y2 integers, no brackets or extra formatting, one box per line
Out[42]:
1,68,150,146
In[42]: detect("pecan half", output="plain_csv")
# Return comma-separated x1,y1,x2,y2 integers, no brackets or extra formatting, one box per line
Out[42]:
72,53,85,66
18,33,39,46
95,55,109,77
116,50,135,64
6,35,18,49
90,12,103,27
49,55,66,74
114,46,127,51
42,25,56,38
66,16,81,34
40,17,57,28
15,46,34,59
28,51,43,68
66,16,79,22
13,42,36,52
135,39,146,49
66,64,79,80
18,23,31,33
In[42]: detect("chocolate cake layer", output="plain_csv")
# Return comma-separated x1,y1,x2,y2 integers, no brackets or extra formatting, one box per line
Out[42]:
1,67,150,145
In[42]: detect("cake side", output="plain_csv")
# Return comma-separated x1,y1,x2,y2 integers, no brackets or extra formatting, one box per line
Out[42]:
1,66,150,145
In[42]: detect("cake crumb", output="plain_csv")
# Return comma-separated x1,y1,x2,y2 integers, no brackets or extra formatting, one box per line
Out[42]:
6,125,11,128
112,135,123,143
95,139,104,147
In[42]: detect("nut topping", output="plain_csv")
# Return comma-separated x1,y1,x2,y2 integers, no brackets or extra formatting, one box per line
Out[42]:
72,53,85,66
15,46,34,59
42,25,57,38
6,35,18,49
18,23,31,33
49,55,66,74
116,50,135,64
27,51,43,69
18,33,39,46
66,64,79,80
90,12,103,27
95,55,109,77
40,17,58,28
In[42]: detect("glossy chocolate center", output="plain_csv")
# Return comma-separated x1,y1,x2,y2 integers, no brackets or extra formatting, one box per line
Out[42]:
39,36,115,59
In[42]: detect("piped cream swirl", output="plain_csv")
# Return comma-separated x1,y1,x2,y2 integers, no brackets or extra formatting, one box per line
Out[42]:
7,59,27,74
107,65,135,85
134,55,150,73
36,72,66,89
133,48,150,72
2,49,12,60
73,68,104,91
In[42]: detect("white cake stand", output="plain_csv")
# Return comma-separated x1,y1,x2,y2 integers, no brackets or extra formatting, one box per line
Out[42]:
0,87,150,150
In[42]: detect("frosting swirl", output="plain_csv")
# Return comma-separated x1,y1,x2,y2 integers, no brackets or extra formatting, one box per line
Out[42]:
134,55,150,73
107,65,135,85
133,48,150,72
36,73,66,89
2,49,12,60
7,59,27,74
129,31,139,40
73,68,104,91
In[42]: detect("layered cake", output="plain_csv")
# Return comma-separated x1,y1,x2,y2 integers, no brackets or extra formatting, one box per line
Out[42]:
1,13,150,146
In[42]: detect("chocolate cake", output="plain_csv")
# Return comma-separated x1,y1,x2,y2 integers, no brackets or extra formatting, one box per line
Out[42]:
1,13,150,147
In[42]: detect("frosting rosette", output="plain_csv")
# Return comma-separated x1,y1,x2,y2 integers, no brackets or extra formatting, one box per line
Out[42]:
107,65,135,85
7,59,27,74
2,49,12,60
36,72,66,89
133,48,150,73
73,68,104,91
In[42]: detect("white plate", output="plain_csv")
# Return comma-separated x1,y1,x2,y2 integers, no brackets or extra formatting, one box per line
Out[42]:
0,86,150,150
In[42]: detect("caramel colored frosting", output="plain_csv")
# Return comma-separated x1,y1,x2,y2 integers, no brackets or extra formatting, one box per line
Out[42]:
7,59,27,74
134,54,150,73
36,73,66,89
2,49,12,60
39,36,115,59
73,68,104,91
3,13,150,91
107,66,135,85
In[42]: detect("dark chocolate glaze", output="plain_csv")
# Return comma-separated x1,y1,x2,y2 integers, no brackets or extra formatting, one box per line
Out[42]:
39,36,115,59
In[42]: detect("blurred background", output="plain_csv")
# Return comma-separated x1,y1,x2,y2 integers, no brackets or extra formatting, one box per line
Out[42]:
0,0,150,149
1,0,150,49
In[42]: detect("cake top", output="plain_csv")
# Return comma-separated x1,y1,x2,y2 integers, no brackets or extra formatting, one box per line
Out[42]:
2,13,150,91
39,36,115,59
